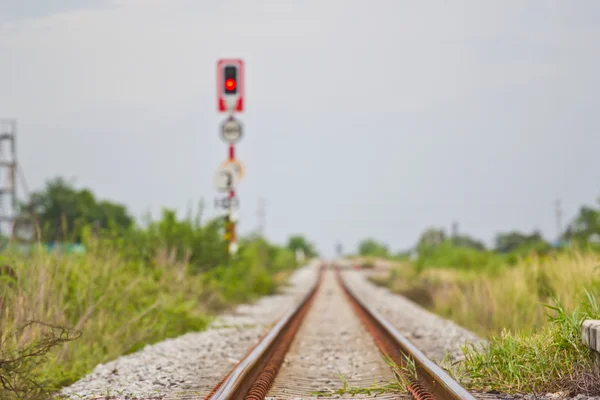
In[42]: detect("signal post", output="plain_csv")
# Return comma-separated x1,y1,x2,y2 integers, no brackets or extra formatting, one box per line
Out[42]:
214,59,244,257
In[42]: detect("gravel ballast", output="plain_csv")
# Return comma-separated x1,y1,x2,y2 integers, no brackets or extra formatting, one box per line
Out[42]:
59,261,319,399
341,269,485,364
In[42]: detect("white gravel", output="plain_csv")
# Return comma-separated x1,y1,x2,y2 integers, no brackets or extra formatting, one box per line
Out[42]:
341,269,486,365
59,261,320,400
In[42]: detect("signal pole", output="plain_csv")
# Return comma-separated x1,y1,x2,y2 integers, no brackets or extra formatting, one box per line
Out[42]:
215,59,245,258
226,141,237,255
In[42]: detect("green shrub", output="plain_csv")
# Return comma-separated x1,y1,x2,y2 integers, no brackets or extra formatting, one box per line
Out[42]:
459,291,600,394
0,207,299,399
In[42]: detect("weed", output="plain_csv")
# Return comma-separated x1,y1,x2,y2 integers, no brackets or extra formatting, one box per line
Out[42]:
457,292,600,395
311,372,405,397
312,352,418,397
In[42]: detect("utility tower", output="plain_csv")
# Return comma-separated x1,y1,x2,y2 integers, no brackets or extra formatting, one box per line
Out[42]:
336,242,343,257
555,199,563,240
257,197,266,237
0,119,17,238
0,119,35,244
451,221,459,239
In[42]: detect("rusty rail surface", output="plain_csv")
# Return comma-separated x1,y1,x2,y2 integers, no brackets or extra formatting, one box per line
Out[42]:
335,266,477,400
204,265,323,400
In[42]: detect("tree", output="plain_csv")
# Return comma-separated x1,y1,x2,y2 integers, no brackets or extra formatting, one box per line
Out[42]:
26,177,133,242
358,239,389,257
494,230,549,253
417,228,446,251
564,202,600,244
286,235,318,258
451,234,486,251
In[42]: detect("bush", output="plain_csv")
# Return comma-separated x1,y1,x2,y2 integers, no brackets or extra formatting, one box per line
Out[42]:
0,207,299,399
415,241,504,272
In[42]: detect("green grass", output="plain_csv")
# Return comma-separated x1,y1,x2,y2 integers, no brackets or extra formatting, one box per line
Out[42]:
370,250,600,395
0,224,298,399
457,292,600,394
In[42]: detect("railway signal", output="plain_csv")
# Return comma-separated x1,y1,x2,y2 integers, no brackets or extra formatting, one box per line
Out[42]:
223,66,238,94
216,58,245,257
217,59,244,113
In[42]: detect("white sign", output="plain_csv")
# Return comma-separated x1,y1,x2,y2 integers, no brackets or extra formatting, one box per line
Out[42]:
214,196,240,210
214,164,240,192
220,118,243,144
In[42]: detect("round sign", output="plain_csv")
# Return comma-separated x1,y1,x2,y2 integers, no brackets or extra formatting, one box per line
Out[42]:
220,117,243,144
219,159,245,180
214,164,240,192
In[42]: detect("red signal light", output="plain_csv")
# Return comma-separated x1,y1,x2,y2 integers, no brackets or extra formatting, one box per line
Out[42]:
225,78,236,91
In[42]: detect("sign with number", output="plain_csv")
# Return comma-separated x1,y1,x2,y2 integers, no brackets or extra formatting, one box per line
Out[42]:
214,164,240,192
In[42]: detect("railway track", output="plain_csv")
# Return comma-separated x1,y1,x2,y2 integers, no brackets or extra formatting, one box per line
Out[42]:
199,264,479,400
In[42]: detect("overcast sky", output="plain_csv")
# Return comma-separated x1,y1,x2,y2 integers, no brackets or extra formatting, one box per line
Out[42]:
1,1,599,256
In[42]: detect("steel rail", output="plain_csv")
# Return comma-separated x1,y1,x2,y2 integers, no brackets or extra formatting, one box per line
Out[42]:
204,266,323,400
335,267,477,400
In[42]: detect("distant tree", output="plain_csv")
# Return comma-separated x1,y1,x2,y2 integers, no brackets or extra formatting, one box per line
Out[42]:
417,228,446,250
451,234,486,251
26,177,133,242
286,235,318,258
494,230,549,253
563,200,600,244
358,239,389,257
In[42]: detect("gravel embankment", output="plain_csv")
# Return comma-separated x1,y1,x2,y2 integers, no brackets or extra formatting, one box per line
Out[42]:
59,261,320,400
341,269,485,365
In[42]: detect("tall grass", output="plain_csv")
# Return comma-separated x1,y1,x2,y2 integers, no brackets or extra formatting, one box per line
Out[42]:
458,291,600,394
0,212,298,399
373,250,600,335
371,250,600,394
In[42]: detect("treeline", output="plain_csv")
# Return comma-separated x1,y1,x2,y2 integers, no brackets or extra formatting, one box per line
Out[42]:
14,177,318,270
356,195,600,269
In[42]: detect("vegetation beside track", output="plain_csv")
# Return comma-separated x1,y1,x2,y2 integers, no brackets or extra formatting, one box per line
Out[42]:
359,196,600,395
0,178,313,400
369,249,600,394
366,250,600,394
